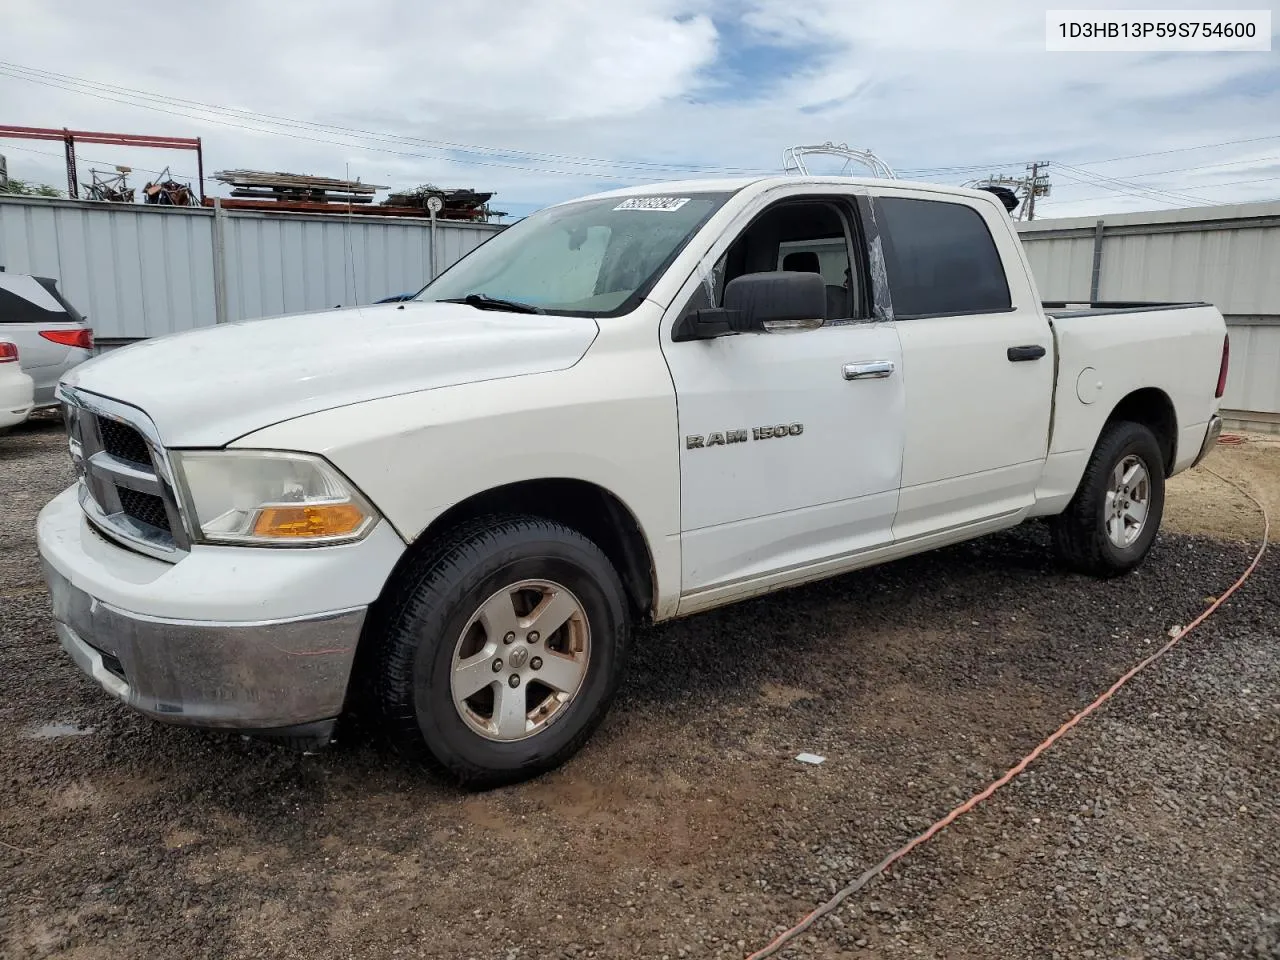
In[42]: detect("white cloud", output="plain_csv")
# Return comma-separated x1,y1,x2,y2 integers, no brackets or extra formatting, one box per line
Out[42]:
1,0,1277,220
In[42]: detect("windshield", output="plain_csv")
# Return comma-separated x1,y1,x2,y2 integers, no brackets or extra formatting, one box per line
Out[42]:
416,192,732,317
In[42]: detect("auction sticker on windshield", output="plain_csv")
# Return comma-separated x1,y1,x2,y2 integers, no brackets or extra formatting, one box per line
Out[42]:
614,197,692,212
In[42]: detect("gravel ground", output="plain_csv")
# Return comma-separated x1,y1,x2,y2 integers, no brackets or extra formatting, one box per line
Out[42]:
1,416,1276,960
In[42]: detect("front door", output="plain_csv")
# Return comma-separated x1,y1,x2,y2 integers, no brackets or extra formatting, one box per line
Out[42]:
661,196,905,605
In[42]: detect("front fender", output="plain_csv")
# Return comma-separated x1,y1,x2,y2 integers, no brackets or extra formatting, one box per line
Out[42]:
234,332,681,618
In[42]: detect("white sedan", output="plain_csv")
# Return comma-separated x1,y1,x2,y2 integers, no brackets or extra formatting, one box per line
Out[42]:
0,340,35,434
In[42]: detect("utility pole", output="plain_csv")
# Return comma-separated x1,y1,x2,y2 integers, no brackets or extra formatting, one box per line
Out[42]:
1024,161,1052,220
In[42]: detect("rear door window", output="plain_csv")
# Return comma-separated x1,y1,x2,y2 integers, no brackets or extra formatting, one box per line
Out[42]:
0,275,81,324
873,197,1011,319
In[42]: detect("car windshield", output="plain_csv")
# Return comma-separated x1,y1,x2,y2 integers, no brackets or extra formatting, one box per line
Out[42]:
416,192,732,317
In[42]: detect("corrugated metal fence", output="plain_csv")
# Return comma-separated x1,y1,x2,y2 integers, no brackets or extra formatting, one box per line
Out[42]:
5,194,1274,428
1018,200,1280,431
0,195,502,343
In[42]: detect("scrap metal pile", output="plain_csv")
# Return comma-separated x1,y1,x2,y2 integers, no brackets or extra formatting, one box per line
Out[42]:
143,167,199,206
82,168,135,202
204,172,503,221
0,121,503,220
211,169,388,206
383,184,504,221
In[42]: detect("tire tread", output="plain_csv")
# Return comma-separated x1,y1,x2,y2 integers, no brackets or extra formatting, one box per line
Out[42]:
370,514,627,787
1051,420,1164,577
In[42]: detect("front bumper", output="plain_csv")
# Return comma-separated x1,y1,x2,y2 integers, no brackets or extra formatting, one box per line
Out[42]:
1190,414,1224,469
43,561,365,729
37,485,404,731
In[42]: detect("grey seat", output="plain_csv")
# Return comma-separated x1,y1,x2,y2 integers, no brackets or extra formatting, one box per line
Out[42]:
781,252,847,320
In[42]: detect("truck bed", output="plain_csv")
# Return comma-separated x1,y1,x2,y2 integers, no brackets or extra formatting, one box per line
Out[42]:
1042,300,1210,319
1043,300,1226,485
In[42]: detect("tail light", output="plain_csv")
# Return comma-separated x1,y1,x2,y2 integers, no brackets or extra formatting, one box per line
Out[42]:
39,328,94,351
1215,333,1230,399
0,342,17,363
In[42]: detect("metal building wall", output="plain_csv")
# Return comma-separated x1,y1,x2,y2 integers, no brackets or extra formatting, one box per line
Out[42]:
1019,233,1096,302
1019,200,1280,429
0,195,219,339
0,195,502,341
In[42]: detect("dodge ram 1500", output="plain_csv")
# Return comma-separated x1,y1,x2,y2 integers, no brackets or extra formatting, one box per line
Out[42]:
38,175,1229,785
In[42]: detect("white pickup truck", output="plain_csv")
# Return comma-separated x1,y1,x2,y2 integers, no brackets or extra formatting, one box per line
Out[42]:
38,176,1229,785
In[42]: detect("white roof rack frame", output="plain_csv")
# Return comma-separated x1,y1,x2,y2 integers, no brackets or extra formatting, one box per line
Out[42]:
782,142,897,180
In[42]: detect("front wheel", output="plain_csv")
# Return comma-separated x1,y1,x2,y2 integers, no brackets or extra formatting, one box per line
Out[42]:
373,515,630,787
1051,420,1166,577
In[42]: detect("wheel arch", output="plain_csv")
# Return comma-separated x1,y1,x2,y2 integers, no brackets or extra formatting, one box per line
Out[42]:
1104,387,1178,476
345,478,658,721
381,477,656,622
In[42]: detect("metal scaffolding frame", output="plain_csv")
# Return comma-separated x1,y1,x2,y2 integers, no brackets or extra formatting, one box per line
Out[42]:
0,125,204,202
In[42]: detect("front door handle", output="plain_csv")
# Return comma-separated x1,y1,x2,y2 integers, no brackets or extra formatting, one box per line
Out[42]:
1008,344,1047,362
843,360,895,380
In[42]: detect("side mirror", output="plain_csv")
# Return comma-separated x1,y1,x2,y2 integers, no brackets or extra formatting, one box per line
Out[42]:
671,307,733,342
724,271,826,333
670,271,827,342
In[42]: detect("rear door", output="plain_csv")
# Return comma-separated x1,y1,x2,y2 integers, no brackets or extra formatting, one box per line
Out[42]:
862,192,1054,541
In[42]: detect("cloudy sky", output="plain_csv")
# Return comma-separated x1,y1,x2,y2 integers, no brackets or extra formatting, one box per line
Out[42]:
1,0,1277,221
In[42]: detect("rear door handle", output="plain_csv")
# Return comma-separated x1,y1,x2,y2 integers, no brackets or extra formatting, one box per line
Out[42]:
1007,344,1047,362
843,360,895,380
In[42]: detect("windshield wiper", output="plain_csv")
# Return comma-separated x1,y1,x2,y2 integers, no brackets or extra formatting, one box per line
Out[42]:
438,293,544,314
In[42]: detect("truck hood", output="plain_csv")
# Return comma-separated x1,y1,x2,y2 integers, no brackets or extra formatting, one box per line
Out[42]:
62,302,600,445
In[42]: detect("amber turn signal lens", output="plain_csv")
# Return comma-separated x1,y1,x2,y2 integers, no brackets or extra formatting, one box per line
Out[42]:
252,503,366,539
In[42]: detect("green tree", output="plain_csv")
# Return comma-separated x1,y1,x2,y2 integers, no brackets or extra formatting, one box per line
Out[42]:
0,179,64,198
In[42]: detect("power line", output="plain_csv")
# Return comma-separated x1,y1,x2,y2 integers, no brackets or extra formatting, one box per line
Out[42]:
0,61,1021,182
1043,154,1280,206
0,66,689,182
4,59,1279,206
0,61,775,179
1053,170,1215,209
1052,163,1216,207
1041,174,1280,206
1067,134,1280,168
1089,153,1280,180
900,135,1280,180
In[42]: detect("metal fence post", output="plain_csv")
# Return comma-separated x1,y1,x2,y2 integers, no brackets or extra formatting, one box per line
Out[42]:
212,198,228,324
1089,218,1105,302
429,206,439,281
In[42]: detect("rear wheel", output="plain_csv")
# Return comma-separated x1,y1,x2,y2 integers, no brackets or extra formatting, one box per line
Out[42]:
1051,420,1166,577
373,515,629,787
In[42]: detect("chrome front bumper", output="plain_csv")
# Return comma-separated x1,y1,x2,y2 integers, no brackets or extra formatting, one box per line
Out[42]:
42,560,365,731
1191,414,1224,469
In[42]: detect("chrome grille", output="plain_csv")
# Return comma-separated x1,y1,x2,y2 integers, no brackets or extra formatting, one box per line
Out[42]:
116,487,172,533
98,418,152,467
60,387,190,561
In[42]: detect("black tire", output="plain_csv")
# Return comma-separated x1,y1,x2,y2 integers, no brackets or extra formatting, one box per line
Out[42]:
372,515,629,788
1051,420,1166,577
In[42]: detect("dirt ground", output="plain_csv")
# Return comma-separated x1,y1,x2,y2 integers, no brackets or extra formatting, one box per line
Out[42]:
1164,433,1280,541
1,418,1276,960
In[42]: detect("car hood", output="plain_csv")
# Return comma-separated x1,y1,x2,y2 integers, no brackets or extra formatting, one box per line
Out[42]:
62,302,600,446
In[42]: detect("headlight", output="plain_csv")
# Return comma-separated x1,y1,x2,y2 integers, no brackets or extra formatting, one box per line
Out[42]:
171,450,378,546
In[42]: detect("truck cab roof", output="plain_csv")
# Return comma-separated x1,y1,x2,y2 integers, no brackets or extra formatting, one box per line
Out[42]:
566,175,1005,208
